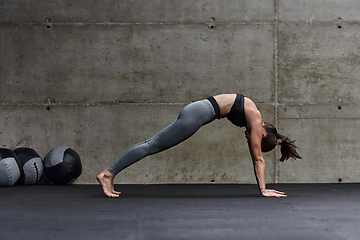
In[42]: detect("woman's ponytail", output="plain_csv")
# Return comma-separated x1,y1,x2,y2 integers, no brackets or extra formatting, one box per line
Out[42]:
262,123,302,161
277,134,302,162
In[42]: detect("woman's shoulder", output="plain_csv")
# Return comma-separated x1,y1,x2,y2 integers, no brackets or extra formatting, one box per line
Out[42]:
244,97,262,127
244,96,257,109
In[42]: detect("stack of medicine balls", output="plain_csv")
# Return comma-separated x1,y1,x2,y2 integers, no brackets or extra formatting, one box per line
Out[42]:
0,146,82,186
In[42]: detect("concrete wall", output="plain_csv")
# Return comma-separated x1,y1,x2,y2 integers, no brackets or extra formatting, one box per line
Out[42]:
0,0,359,184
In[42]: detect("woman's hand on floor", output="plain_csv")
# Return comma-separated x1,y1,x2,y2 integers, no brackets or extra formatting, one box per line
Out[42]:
261,189,287,197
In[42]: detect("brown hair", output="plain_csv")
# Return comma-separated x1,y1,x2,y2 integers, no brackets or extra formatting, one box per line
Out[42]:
261,122,302,162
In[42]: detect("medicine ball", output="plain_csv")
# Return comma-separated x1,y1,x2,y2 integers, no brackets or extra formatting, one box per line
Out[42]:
0,148,21,186
44,146,82,185
13,148,43,185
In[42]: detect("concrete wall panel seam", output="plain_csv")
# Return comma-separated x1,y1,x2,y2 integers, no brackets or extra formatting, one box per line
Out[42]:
273,0,280,183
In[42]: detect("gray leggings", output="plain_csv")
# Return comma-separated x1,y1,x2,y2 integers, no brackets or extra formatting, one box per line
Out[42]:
108,99,216,176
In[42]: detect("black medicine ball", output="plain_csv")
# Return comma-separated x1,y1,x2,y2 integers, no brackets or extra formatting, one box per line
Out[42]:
44,146,82,185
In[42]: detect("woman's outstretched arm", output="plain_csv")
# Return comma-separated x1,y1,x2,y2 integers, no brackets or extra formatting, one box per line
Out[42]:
246,136,286,197
244,99,287,197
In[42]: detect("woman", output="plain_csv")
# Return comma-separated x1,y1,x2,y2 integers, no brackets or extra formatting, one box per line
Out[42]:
97,94,301,198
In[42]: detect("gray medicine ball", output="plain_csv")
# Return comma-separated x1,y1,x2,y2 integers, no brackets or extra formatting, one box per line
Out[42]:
0,148,21,186
13,147,43,185
44,146,82,185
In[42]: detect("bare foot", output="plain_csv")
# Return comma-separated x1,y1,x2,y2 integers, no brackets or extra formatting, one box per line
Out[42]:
96,170,121,197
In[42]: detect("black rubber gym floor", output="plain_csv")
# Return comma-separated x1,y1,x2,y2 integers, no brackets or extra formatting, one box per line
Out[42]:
1,183,359,240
